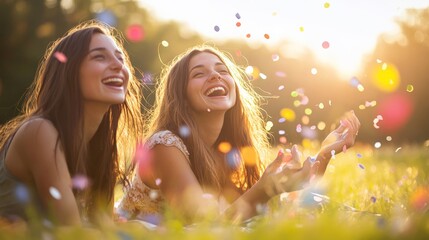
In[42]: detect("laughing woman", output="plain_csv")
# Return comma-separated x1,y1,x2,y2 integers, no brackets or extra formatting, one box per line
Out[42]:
118,45,360,224
0,20,143,226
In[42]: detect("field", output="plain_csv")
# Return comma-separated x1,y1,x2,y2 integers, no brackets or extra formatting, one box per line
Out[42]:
1,143,428,239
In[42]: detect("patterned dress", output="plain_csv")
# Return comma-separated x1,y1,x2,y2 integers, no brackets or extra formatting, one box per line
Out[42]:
116,130,190,219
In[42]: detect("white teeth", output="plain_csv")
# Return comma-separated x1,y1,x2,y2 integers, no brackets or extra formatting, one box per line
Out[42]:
205,86,226,96
102,78,123,84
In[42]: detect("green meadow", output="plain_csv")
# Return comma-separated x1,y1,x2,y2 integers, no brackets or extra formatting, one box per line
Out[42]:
1,143,428,240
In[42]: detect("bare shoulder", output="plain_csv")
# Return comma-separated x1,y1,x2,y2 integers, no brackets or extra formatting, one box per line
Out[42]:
142,143,193,188
6,118,65,182
15,118,59,150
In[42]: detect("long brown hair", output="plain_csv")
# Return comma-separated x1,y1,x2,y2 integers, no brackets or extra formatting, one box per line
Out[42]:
0,20,143,219
146,45,269,192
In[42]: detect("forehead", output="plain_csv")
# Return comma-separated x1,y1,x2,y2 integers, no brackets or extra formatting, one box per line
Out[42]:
89,33,121,51
189,52,223,68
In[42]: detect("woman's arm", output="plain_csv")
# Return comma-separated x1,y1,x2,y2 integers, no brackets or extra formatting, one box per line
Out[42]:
315,110,361,175
12,119,81,225
149,144,318,223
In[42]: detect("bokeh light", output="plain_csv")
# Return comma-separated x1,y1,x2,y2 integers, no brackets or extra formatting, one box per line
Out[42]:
126,24,145,42
371,62,400,92
241,146,257,166
96,10,117,26
376,93,413,133
280,108,296,122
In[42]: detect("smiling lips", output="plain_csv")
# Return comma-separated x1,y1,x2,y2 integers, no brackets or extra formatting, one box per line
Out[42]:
205,86,227,97
102,77,124,87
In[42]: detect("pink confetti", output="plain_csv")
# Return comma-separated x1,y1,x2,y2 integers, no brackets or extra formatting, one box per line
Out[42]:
322,41,330,49
72,175,90,190
53,51,67,63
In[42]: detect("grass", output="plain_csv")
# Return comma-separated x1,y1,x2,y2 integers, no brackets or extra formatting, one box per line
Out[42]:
1,143,428,239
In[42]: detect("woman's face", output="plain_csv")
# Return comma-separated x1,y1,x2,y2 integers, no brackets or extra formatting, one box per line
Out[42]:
79,33,129,106
186,52,236,113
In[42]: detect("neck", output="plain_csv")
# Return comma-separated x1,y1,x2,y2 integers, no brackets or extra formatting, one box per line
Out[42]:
83,102,110,144
192,110,225,148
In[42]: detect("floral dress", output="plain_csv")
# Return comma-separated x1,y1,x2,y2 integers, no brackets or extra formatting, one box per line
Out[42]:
116,130,190,219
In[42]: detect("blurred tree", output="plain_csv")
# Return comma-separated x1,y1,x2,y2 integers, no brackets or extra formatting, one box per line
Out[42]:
360,7,429,143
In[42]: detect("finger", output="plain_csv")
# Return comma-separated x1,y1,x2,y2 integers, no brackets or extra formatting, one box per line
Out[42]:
269,149,287,170
287,145,302,169
299,157,313,179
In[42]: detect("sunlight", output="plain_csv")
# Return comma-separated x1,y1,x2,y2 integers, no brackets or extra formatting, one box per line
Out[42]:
138,0,429,78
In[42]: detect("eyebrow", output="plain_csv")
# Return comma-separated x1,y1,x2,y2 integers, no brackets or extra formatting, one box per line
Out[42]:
88,47,123,55
189,62,225,73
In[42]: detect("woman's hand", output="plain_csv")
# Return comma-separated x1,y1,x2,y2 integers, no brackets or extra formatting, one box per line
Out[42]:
317,110,361,175
258,147,320,198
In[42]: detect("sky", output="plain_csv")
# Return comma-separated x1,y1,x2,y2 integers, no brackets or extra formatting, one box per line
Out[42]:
137,0,429,78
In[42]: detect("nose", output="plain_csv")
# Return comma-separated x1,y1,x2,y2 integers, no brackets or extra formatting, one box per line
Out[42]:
209,71,222,81
110,57,125,71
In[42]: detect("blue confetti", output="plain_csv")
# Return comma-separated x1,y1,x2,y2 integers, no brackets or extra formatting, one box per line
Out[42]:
214,25,220,32
235,13,241,19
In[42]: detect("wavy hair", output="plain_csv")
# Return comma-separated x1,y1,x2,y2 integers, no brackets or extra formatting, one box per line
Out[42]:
146,45,270,192
0,20,143,220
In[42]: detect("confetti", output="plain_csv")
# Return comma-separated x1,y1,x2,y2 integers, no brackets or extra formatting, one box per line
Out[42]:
374,142,381,148
278,130,285,135
370,196,377,203
324,2,330,8
235,13,241,19
155,178,162,186
15,184,30,203
236,22,241,27
311,68,318,75
272,54,280,61
279,136,287,144
214,25,220,32
49,187,61,200
53,51,67,63
149,190,159,200
264,34,270,39
357,153,363,158
265,121,274,131
406,84,414,92
72,175,89,190
358,163,365,169
322,41,330,49
278,85,285,91
299,26,305,32
395,147,402,152
246,33,251,38
296,124,302,133
161,40,169,47
179,125,190,138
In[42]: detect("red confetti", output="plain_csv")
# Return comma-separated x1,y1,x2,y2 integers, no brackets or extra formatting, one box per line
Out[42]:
246,33,251,38
264,34,270,39
236,22,241,27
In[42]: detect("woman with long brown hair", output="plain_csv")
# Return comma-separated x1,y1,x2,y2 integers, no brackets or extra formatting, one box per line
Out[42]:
118,45,359,223
0,20,143,226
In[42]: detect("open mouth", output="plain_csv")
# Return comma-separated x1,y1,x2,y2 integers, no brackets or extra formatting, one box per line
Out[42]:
102,78,123,87
205,86,227,97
